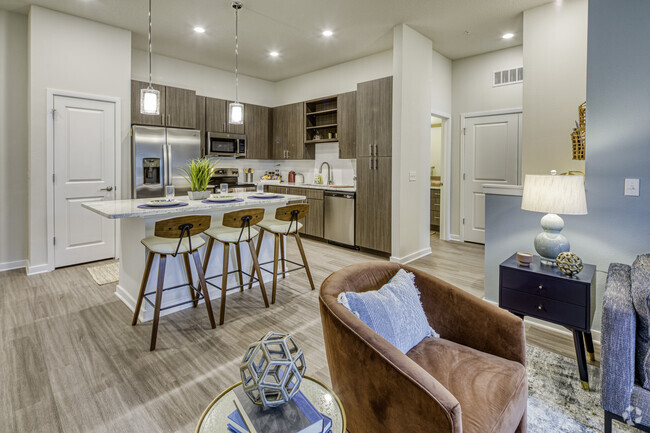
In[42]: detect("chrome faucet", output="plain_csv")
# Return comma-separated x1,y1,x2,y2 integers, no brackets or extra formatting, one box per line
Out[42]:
319,161,333,185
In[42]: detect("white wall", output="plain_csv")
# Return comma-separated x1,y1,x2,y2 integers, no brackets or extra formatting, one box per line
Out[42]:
431,49,452,117
132,49,276,107
0,11,28,270
450,46,523,237
274,50,393,106
522,0,588,176
391,25,434,262
28,6,131,272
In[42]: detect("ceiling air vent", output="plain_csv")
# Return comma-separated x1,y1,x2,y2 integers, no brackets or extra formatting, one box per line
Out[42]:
493,67,523,87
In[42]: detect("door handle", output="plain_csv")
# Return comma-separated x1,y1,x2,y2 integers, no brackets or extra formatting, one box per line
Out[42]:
101,186,113,191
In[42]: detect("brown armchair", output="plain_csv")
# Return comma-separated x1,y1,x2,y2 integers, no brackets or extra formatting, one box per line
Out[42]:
319,262,527,433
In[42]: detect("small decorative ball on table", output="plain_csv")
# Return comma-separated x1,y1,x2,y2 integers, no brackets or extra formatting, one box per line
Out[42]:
556,252,583,276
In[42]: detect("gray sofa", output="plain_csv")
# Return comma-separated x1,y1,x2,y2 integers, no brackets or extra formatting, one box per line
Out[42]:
602,254,650,433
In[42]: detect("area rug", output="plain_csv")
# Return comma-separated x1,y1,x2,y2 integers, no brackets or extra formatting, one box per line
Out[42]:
527,345,635,432
87,262,119,285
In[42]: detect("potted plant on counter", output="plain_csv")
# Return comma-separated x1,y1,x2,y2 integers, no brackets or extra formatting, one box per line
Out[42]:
181,158,216,200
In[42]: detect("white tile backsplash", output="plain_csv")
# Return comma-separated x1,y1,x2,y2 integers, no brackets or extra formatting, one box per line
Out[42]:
211,142,357,186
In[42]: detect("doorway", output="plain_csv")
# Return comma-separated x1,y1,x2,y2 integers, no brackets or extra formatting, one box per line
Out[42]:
53,95,117,267
430,116,443,238
461,112,521,244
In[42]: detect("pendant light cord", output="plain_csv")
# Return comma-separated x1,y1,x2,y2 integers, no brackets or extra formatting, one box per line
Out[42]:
234,5,239,103
148,0,153,89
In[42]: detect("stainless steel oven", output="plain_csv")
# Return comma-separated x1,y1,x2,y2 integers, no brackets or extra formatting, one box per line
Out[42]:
206,132,246,158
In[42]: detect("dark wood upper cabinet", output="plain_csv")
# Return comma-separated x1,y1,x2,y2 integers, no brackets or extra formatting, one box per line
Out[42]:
273,102,312,160
205,97,228,133
355,156,391,253
356,76,392,157
337,91,356,159
131,80,166,127
245,103,271,159
165,86,196,129
196,95,206,154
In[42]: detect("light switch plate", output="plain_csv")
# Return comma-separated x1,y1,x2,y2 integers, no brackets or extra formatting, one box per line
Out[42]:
409,171,416,182
624,178,640,196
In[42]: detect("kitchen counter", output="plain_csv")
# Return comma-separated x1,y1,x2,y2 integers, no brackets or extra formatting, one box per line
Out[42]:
82,192,305,322
268,182,356,193
82,192,306,219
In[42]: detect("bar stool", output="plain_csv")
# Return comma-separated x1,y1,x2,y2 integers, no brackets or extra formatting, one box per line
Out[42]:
132,215,216,351
202,208,269,325
252,204,315,304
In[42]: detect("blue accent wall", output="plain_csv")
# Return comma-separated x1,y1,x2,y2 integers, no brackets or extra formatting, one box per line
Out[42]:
485,0,650,333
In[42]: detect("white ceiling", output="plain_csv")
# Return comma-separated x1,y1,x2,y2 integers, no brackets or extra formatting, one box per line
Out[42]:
0,0,551,82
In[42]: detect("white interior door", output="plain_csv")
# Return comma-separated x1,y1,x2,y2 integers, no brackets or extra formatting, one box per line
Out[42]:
463,113,520,244
54,95,116,267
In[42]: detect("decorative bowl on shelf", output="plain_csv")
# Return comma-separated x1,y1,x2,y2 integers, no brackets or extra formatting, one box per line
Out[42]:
516,252,534,267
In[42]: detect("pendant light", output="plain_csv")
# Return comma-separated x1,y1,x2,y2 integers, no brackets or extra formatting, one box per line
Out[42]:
228,1,244,125
140,0,160,115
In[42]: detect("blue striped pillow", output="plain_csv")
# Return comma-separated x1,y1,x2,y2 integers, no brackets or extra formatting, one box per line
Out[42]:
337,269,439,354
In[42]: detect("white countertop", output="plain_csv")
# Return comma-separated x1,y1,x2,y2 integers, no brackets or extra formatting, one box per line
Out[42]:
272,182,356,193
82,192,307,219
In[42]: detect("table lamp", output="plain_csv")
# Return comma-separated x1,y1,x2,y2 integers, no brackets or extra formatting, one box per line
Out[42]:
521,171,587,266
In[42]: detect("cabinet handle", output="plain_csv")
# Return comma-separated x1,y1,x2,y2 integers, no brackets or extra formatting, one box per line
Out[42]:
369,144,372,156
538,284,543,289
369,158,372,170
537,304,544,311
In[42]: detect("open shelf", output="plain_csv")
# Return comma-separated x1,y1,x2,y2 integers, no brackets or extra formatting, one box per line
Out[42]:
304,96,339,143
305,138,339,144
306,108,337,116
306,123,337,130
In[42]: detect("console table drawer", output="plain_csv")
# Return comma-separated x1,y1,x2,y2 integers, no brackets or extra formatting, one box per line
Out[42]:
500,288,587,330
501,268,586,306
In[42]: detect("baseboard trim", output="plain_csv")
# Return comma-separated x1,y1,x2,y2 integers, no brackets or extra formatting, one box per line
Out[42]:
448,234,462,242
26,262,52,275
390,247,432,265
482,297,601,344
0,260,27,272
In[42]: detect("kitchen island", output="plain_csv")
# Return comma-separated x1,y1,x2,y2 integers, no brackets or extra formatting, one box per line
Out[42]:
83,192,306,322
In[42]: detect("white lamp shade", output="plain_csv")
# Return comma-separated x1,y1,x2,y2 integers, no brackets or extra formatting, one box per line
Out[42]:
228,102,244,125
521,174,588,215
140,87,160,115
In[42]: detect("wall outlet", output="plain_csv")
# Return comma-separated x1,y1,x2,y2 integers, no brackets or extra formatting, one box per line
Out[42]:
624,178,640,196
409,171,416,182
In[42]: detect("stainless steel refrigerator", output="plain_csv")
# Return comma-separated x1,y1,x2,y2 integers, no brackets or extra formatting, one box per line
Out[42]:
132,125,201,198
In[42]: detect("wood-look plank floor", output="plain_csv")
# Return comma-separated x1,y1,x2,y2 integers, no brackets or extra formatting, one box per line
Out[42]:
0,233,594,432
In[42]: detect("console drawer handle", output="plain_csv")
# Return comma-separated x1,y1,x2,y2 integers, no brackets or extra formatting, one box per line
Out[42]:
537,304,544,311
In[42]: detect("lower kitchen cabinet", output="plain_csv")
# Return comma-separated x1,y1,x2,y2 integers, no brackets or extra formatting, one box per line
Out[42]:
264,185,324,238
356,156,391,253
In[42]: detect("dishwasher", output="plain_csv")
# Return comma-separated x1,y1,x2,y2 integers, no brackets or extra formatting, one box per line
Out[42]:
324,191,356,248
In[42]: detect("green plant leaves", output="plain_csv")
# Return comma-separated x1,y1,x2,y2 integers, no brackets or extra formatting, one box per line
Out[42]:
180,158,217,192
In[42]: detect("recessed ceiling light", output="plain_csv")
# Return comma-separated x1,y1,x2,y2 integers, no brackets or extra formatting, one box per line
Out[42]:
502,33,514,39
269,51,279,57
322,30,333,37
193,26,206,33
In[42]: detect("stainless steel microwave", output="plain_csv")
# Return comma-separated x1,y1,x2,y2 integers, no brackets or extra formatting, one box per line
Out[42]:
206,132,246,158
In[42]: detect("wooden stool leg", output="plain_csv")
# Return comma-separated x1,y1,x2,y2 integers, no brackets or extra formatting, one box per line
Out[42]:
248,228,265,290
272,234,280,304
235,243,244,291
132,251,154,326
202,237,215,276
280,235,286,279
295,232,315,291
182,253,197,308
248,239,270,308
192,250,216,329
219,243,230,325
150,254,167,351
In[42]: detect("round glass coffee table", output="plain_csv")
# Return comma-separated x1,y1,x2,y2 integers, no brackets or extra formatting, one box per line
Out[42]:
196,376,346,433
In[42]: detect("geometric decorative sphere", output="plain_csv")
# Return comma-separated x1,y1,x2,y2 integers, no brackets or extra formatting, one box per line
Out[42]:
240,332,306,407
556,252,583,276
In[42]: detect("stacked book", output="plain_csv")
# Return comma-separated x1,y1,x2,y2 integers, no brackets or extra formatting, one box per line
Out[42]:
227,387,332,433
